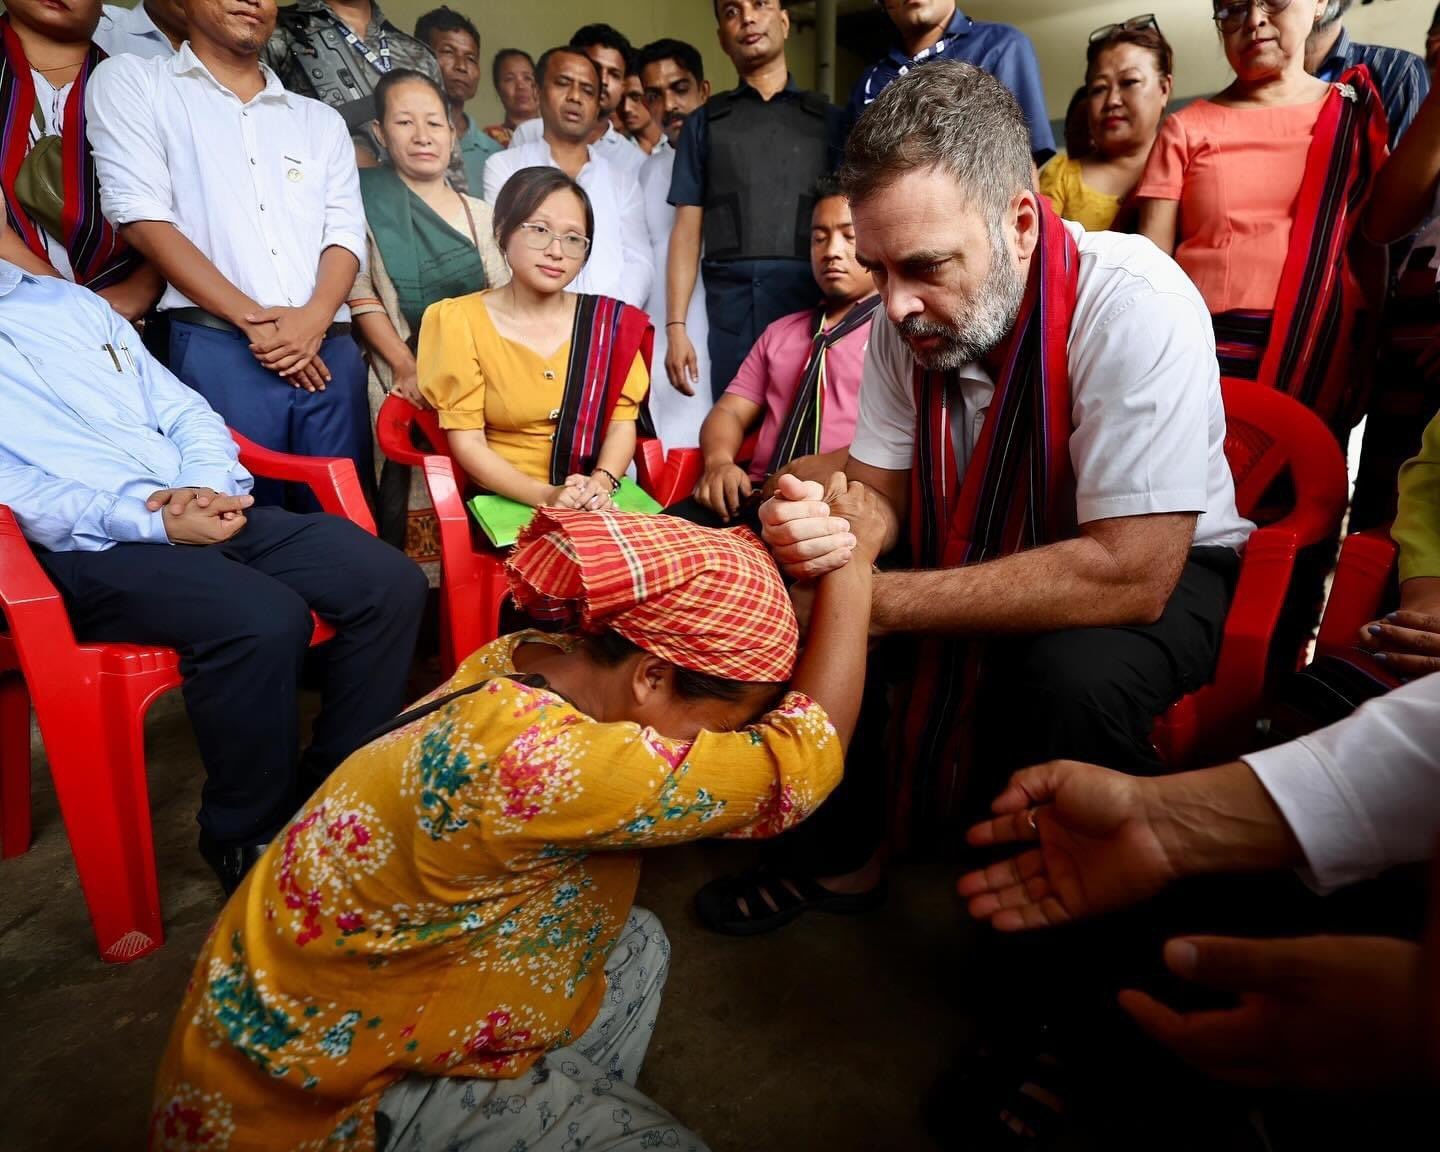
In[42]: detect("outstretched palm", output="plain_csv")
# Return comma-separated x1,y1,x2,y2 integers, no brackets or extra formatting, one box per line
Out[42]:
957,760,1180,931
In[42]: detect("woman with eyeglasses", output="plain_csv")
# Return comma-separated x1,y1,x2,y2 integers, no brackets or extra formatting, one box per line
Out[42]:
349,70,510,582
1038,16,1173,232
418,166,651,513
1136,0,1387,440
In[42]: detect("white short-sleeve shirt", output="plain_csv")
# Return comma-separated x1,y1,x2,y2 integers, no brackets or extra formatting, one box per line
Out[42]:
85,46,367,319
94,3,176,60
850,223,1254,552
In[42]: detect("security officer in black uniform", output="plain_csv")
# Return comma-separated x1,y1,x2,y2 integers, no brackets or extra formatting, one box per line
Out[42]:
665,0,843,401
264,0,467,190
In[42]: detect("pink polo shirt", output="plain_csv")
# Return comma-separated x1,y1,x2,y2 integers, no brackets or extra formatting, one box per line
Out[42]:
725,305,876,482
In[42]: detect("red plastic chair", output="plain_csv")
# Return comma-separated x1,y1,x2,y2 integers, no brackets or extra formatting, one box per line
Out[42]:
0,432,375,964
652,430,761,509
1315,528,1399,659
376,394,669,673
1150,378,1350,766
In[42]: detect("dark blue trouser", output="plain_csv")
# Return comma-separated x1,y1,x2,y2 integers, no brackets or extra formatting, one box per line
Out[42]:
39,508,426,844
167,319,372,509
702,258,818,400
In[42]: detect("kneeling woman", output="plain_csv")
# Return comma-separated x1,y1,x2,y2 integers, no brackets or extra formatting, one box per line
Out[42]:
150,482,880,1151
419,166,651,513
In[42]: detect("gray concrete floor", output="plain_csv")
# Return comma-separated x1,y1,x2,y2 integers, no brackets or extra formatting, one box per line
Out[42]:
0,691,969,1152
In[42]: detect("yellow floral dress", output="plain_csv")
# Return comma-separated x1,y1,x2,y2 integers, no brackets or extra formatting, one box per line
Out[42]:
150,632,842,1152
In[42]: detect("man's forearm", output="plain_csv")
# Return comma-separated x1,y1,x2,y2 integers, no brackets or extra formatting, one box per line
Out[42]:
304,246,361,322
1144,762,1303,878
666,207,702,324
120,221,258,325
700,405,747,465
871,532,1181,636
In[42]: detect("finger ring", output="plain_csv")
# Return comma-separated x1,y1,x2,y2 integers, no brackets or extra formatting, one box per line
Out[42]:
1025,810,1038,834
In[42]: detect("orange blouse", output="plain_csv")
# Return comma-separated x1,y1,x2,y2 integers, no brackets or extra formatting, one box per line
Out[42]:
1136,96,1327,315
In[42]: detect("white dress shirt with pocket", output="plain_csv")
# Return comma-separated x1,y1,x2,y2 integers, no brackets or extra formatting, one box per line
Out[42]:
84,45,366,320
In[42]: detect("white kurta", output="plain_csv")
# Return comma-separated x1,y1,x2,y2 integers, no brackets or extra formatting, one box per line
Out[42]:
639,141,712,450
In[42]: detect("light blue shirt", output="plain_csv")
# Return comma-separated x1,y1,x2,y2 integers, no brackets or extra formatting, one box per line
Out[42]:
0,261,251,552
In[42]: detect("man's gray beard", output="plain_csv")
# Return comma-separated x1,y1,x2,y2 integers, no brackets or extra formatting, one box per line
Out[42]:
897,244,1026,372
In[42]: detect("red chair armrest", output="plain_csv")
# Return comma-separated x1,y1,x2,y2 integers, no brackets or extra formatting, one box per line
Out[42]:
376,394,432,468
423,454,486,582
1199,525,1299,732
653,447,703,509
634,437,669,503
1316,529,1399,657
230,429,376,535
0,504,83,670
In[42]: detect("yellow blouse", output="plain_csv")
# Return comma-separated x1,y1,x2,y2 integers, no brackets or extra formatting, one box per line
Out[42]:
1038,153,1123,233
416,292,649,483
1394,410,1440,583
150,631,842,1152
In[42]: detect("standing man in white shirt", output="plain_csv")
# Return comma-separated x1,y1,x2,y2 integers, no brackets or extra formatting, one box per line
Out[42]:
508,23,644,182
638,38,712,448
483,46,651,310
86,0,371,507
94,0,184,59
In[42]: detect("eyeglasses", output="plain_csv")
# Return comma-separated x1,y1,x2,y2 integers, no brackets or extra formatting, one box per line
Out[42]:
1213,0,1293,33
1089,14,1159,44
517,221,590,260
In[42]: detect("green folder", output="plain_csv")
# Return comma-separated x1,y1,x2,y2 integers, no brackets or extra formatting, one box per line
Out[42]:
466,478,663,548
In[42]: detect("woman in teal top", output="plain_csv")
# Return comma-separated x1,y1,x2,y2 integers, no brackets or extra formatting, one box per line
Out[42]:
349,69,508,581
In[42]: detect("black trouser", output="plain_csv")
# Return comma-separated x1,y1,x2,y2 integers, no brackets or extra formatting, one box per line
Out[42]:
39,508,427,844
663,493,763,533
775,548,1239,877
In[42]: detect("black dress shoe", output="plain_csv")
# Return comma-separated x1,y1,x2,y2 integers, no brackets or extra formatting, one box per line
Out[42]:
198,832,270,896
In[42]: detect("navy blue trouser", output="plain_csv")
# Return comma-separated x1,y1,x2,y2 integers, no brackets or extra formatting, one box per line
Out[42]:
702,258,818,400
39,508,426,844
167,319,373,510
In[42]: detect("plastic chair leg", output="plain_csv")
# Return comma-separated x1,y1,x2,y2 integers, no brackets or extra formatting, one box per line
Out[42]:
38,681,165,963
0,671,31,858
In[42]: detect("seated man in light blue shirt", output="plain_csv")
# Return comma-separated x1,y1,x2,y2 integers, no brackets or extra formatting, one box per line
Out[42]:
0,260,426,893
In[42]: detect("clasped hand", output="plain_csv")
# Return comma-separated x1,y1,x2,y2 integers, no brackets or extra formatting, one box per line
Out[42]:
760,472,887,581
244,306,332,392
546,473,613,511
148,486,253,545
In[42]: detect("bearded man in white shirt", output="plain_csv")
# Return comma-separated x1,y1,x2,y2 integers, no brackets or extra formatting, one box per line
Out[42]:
483,45,651,310
86,0,371,508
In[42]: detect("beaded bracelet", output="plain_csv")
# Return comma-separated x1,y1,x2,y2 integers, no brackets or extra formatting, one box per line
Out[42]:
593,467,622,493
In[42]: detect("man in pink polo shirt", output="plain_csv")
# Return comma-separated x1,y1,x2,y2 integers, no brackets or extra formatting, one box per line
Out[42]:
667,174,878,528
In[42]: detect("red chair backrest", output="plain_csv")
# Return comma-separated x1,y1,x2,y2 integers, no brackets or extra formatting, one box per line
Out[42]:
1219,377,1348,548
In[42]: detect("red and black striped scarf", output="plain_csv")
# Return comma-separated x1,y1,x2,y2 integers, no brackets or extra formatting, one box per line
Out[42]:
894,199,1080,838
550,294,654,485
0,16,137,289
765,293,881,475
1218,67,1388,437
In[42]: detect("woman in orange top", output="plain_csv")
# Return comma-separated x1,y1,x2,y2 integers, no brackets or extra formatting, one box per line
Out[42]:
150,483,885,1151
1136,0,1386,437
419,166,651,513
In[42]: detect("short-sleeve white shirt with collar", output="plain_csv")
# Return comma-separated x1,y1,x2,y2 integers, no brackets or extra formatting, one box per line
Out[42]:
482,137,652,310
509,116,645,179
850,223,1254,552
94,3,176,60
85,44,366,319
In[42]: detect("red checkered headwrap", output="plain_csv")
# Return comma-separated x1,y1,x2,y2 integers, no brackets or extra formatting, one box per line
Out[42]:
506,509,798,683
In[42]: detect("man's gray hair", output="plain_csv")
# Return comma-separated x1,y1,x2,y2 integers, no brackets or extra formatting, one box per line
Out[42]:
1318,0,1354,28
840,60,1034,224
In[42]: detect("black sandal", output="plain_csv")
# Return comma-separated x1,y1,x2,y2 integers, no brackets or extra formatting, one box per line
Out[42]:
693,865,885,936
